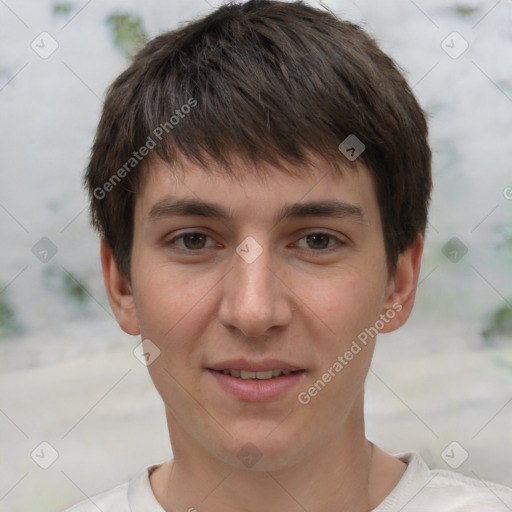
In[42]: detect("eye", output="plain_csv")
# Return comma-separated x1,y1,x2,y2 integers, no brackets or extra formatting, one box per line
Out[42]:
166,231,215,251
165,230,346,253
294,232,345,252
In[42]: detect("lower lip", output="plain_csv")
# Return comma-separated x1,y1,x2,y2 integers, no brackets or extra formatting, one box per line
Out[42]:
207,369,306,402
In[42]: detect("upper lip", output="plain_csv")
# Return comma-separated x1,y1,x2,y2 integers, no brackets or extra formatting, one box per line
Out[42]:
207,358,305,372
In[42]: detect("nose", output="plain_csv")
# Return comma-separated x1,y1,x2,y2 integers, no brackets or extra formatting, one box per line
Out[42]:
217,241,294,339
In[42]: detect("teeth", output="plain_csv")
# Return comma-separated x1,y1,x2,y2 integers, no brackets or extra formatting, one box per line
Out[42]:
270,370,291,378
241,370,270,380
221,369,292,379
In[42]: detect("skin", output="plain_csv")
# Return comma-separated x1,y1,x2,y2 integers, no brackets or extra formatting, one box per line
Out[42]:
102,152,424,512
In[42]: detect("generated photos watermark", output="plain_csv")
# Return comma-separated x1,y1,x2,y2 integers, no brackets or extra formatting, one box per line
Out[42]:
297,302,402,405
93,97,197,200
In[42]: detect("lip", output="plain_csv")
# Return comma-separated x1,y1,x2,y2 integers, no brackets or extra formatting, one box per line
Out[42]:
207,368,306,402
206,358,304,372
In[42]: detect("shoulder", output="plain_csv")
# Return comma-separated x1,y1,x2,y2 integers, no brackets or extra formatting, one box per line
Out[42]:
382,452,512,512
61,462,166,512
62,480,130,512
427,465,512,509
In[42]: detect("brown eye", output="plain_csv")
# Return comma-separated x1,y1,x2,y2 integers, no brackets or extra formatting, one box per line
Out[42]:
293,231,347,254
182,233,207,250
305,233,331,250
166,231,214,251
294,231,344,251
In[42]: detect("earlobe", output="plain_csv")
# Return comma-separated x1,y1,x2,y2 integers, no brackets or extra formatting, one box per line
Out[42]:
100,238,140,336
379,235,424,334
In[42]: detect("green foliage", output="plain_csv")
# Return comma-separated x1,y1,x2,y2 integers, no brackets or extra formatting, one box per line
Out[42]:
42,266,90,305
0,286,22,338
482,303,512,344
106,12,147,59
62,272,89,303
52,2,73,16
455,6,479,16
480,223,512,346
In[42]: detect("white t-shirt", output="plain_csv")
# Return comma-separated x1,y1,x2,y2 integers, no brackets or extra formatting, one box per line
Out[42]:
63,452,512,511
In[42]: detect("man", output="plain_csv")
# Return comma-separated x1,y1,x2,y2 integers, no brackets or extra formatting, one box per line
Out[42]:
65,1,512,510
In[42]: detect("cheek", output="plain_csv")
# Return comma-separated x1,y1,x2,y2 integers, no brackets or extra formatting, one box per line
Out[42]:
312,266,387,341
131,263,210,416
130,259,224,398
132,256,214,339
296,272,384,427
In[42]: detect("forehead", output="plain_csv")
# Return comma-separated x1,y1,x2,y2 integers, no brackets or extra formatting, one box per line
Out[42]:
135,152,379,227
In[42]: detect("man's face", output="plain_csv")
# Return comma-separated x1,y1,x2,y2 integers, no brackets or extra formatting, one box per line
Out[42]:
116,153,406,470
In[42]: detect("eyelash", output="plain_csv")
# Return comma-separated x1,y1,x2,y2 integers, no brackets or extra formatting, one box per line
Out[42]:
165,230,346,254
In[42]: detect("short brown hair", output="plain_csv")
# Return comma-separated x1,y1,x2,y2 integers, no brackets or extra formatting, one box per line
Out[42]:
85,0,432,281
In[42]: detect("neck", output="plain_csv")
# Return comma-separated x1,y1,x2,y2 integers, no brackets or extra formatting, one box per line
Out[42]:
150,402,406,512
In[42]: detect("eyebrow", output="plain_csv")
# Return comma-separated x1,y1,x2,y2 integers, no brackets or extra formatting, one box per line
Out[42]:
148,197,365,225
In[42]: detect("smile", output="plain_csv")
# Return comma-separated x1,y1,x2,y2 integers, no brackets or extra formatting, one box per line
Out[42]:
215,369,294,379
208,368,306,402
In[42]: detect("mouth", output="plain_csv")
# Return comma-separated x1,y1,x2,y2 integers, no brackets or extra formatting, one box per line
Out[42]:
206,362,307,402
211,369,302,380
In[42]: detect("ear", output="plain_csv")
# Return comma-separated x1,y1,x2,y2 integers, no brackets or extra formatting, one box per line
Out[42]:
100,237,140,335
379,235,424,334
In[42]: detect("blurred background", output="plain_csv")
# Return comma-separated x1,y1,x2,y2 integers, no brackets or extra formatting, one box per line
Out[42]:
0,0,511,510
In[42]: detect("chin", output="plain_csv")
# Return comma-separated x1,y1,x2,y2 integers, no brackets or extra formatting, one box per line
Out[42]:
211,427,310,472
